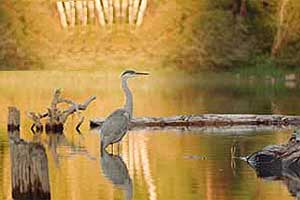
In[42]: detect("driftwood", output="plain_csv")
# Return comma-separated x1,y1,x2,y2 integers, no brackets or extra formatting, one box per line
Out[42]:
28,89,96,133
90,114,300,129
8,108,50,200
246,131,300,198
247,131,300,171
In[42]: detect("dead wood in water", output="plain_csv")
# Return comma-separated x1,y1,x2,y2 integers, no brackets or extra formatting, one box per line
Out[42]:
90,114,300,129
8,107,20,131
246,131,300,197
10,139,51,199
247,131,300,168
9,130,50,200
28,89,96,133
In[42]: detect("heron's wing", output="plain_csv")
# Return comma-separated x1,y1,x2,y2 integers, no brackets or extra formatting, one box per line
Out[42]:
101,109,130,139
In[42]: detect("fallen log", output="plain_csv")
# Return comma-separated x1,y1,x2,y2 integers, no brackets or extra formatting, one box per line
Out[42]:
246,131,300,198
8,108,50,200
90,114,300,129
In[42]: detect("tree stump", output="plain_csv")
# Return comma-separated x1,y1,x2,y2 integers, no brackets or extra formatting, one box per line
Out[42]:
8,107,20,131
8,111,50,200
9,138,51,200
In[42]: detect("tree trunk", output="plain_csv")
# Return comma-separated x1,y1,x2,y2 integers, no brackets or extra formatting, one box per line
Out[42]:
9,136,51,200
240,0,247,16
57,2,68,28
136,0,147,26
95,0,106,26
271,0,290,57
8,109,50,200
8,107,20,131
232,0,241,17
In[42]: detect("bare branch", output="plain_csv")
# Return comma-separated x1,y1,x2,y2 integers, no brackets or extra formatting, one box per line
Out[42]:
60,96,96,123
27,89,96,133
76,116,85,133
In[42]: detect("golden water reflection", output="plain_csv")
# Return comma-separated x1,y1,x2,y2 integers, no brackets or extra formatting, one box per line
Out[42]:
0,71,299,200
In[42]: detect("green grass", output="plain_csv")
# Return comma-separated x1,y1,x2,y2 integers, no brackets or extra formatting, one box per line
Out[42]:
230,54,300,78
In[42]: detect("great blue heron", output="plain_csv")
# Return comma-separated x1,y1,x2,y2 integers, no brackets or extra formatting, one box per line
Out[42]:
100,70,149,151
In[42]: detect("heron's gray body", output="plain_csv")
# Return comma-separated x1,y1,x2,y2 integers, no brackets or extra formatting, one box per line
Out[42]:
100,70,148,149
100,109,130,148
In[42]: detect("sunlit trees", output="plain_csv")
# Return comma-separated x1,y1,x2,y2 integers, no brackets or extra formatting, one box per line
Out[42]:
0,0,300,70
271,0,300,66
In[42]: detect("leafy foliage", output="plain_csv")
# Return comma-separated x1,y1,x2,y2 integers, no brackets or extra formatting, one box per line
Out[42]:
0,0,299,70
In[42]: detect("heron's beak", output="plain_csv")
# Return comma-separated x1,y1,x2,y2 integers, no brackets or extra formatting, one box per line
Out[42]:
135,72,150,76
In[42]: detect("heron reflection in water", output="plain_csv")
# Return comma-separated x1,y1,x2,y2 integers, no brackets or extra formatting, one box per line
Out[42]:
100,70,149,152
101,149,133,200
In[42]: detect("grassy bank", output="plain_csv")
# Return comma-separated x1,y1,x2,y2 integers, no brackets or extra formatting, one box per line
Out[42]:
229,54,300,78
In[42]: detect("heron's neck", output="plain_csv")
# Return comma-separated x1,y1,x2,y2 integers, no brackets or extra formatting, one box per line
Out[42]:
122,78,133,117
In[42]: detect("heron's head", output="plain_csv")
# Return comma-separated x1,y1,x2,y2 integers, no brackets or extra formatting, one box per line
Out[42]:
121,70,149,79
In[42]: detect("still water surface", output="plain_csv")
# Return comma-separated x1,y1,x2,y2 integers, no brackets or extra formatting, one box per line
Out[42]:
0,71,299,200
